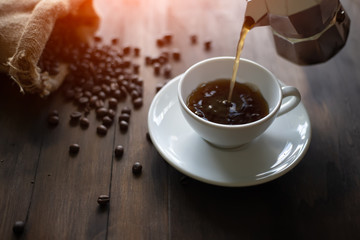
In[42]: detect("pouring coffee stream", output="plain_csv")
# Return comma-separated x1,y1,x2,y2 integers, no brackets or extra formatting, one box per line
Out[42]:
228,16,255,102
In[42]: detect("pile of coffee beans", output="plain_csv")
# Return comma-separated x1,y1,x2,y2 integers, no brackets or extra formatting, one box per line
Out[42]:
60,38,144,119
41,33,146,138
39,28,212,186
42,31,212,132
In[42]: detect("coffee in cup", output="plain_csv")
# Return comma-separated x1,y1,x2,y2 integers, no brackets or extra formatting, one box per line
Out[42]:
186,78,269,125
178,57,301,148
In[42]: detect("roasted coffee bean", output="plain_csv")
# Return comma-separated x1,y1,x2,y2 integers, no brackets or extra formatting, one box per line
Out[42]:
92,85,102,94
122,77,130,86
74,86,82,91
110,81,119,90
123,46,131,55
190,34,198,44
90,95,99,107
118,113,130,122
69,144,80,154
172,49,181,61
129,82,137,90
130,75,138,83
156,38,164,47
151,57,159,65
96,107,108,118
137,87,144,97
119,120,128,131
123,80,131,90
135,77,143,87
101,84,111,94
121,106,131,115
84,90,92,98
112,89,123,100
108,98,118,109
123,58,131,68
78,96,89,107
79,117,89,129
111,38,119,45
70,111,82,122
132,162,142,175
95,99,105,109
145,56,152,65
133,97,143,108
117,75,125,84
102,116,113,127
47,115,59,126
114,145,124,158
134,47,140,57
133,64,140,74
12,221,25,235
130,90,140,100
120,86,128,97
163,64,172,78
97,124,108,135
107,109,116,119
163,33,173,44
153,63,161,75
119,73,126,82
94,36,102,42
105,57,113,65
204,40,212,50
97,194,110,206
98,91,106,99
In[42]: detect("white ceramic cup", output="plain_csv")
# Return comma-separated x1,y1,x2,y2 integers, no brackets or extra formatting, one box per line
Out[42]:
178,57,301,148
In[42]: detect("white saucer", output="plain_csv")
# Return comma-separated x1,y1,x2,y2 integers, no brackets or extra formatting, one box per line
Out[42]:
148,74,311,187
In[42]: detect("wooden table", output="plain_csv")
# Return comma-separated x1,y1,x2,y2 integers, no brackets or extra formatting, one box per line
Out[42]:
1,0,360,239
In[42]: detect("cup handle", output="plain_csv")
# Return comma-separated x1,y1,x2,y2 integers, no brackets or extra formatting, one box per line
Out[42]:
277,86,301,117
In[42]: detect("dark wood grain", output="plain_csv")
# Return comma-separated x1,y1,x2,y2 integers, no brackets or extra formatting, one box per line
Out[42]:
0,79,47,240
1,0,360,239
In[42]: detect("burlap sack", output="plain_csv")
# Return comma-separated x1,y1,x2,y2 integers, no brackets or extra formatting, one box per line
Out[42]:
0,0,99,96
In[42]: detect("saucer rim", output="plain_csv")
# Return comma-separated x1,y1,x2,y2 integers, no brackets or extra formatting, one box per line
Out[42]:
148,74,311,187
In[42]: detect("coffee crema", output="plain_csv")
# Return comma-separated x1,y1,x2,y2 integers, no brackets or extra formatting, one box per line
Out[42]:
186,79,269,125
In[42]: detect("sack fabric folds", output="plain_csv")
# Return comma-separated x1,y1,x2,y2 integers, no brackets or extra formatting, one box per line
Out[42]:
0,0,99,96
